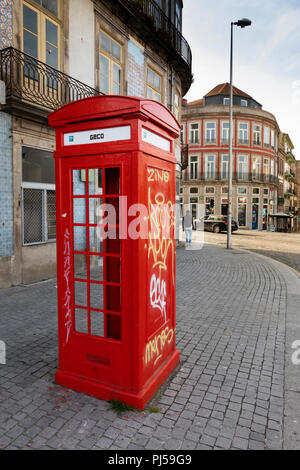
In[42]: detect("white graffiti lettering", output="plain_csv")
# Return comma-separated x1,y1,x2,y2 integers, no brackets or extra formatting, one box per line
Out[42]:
150,273,167,322
63,228,72,345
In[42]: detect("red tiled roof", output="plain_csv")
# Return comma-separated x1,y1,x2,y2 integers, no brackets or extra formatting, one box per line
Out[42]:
186,98,204,107
204,82,253,99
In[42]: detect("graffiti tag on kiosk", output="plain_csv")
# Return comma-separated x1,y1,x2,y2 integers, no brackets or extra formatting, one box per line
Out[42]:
63,228,72,345
150,273,167,322
147,168,169,183
147,187,175,283
144,326,174,367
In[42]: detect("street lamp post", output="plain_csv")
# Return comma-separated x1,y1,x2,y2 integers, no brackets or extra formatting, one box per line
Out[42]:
227,18,252,250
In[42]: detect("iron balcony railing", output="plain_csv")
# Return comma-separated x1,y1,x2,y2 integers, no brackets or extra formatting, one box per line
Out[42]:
181,171,279,185
0,47,101,113
128,0,192,70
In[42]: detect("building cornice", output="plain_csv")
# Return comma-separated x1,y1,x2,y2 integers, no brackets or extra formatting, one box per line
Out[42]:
182,105,280,131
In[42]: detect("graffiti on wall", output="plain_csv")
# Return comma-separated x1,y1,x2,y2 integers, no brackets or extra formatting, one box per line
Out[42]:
144,326,174,367
63,228,72,345
146,167,175,367
150,273,167,323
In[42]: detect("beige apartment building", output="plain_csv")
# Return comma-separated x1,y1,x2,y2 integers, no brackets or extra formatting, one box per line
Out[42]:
0,0,192,287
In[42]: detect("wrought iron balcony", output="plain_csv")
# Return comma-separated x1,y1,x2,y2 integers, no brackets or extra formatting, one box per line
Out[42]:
0,47,101,121
181,171,279,185
102,0,192,95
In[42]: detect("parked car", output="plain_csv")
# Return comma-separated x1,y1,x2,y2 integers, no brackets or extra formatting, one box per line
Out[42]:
193,215,208,230
193,215,239,233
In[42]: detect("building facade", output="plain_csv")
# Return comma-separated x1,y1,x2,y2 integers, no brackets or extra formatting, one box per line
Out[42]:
0,0,192,287
278,133,298,231
180,83,280,231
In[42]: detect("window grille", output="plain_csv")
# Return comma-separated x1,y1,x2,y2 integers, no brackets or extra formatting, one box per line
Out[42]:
22,187,56,245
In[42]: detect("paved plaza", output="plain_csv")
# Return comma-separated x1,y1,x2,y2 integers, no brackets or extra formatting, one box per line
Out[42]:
199,229,300,273
0,243,300,450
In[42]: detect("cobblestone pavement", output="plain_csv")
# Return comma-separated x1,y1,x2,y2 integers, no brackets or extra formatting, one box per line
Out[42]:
0,244,299,450
195,229,300,273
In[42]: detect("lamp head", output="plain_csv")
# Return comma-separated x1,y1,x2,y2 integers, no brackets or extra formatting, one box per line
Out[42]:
235,18,252,28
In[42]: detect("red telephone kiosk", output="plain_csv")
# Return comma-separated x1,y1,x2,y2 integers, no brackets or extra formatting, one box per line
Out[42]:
49,96,180,410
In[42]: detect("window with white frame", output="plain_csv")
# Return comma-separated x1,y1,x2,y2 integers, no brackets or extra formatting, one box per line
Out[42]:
22,147,56,245
263,158,269,176
221,154,229,179
223,98,230,105
253,124,261,145
222,122,230,143
189,123,199,144
271,129,275,149
264,126,270,147
205,155,216,179
180,125,185,145
205,122,216,143
99,31,122,95
252,156,261,180
270,159,275,176
146,67,162,102
238,123,248,144
237,155,248,180
241,99,248,107
189,156,198,179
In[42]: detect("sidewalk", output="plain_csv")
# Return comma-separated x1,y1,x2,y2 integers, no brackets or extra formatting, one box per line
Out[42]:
0,243,299,450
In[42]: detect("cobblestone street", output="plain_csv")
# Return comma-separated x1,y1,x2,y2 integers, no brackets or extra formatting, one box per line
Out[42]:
198,229,300,273
0,244,300,450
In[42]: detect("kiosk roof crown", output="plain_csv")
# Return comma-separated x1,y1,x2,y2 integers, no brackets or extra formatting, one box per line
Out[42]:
49,95,180,138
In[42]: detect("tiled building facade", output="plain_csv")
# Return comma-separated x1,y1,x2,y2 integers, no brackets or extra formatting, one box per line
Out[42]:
0,1,13,261
0,0,192,287
0,113,13,257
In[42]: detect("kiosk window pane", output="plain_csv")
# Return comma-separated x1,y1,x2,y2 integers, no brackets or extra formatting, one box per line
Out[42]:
106,286,121,312
90,283,104,310
106,256,120,284
105,197,119,225
74,254,87,279
91,311,104,337
107,315,121,341
89,198,102,224
75,308,88,334
73,198,86,224
73,226,87,251
88,169,103,195
89,226,103,253
105,167,120,194
106,237,120,254
73,170,86,195
74,281,87,307
90,255,103,282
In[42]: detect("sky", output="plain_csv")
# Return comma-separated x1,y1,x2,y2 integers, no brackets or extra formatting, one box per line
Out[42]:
182,0,300,158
